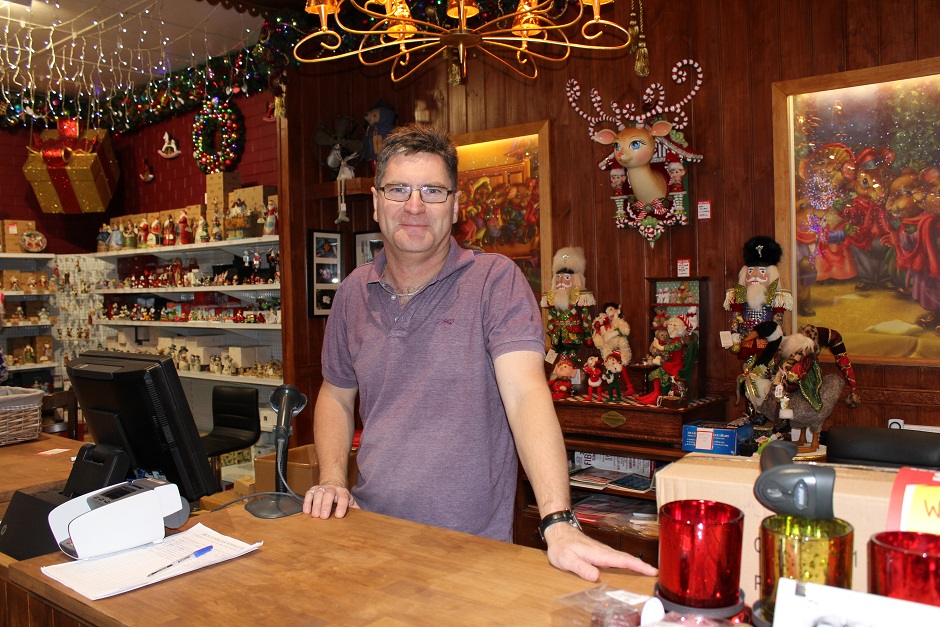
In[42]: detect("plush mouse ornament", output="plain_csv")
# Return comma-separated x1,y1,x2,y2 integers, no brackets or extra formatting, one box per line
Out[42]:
758,324,861,452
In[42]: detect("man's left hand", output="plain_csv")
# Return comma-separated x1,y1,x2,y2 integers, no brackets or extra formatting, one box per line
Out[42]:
543,522,658,582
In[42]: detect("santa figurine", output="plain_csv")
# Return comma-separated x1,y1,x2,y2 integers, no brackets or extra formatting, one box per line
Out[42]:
723,236,793,362
540,247,595,356
548,356,577,400
635,317,690,406
177,209,192,245
583,355,603,402
163,216,177,246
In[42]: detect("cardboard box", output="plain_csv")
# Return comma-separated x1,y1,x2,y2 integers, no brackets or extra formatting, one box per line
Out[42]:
682,421,754,455
255,444,358,495
233,476,256,498
198,489,237,513
1,269,22,291
205,172,241,215
656,454,898,595
2,220,37,252
228,345,273,367
232,185,277,213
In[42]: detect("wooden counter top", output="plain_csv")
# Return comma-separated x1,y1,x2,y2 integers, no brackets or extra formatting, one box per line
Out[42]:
9,505,657,625
0,434,84,512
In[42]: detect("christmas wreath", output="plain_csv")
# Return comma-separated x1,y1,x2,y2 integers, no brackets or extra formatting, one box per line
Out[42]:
192,98,245,174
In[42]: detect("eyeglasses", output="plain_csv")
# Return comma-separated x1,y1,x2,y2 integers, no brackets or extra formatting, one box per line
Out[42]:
378,184,455,203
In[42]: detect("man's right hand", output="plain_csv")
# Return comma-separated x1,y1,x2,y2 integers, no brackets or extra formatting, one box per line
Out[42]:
302,481,359,519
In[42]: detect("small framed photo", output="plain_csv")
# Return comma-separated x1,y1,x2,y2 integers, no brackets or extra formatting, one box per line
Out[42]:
308,230,342,317
354,231,384,267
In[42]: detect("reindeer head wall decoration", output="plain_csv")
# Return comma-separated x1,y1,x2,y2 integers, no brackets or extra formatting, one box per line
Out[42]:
567,59,705,247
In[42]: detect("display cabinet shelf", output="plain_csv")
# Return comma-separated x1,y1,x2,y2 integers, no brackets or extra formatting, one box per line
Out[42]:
90,235,279,260
93,284,279,297
97,320,280,331
7,362,59,371
177,369,283,388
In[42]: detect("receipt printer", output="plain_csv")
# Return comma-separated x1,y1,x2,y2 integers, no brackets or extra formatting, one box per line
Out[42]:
48,478,188,559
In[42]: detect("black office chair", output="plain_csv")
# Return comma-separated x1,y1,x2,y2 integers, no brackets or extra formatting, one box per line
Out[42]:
200,385,262,482
826,426,940,470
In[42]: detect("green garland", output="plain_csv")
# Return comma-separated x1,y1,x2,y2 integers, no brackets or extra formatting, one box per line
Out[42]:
192,98,245,174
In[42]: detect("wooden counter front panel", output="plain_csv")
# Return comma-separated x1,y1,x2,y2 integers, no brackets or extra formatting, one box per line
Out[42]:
553,397,727,444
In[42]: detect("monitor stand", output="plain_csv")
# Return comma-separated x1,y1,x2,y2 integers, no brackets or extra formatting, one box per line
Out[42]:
245,494,303,519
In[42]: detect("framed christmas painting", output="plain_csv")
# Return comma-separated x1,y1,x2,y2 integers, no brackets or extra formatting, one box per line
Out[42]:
451,120,553,295
773,57,940,364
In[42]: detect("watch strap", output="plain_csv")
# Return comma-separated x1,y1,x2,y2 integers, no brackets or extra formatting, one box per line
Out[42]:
538,509,581,542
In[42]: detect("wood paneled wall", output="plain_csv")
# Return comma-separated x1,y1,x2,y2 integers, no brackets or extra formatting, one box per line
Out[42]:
281,0,940,444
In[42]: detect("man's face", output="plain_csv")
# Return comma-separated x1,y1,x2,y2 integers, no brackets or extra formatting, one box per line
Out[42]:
745,265,769,286
372,153,458,257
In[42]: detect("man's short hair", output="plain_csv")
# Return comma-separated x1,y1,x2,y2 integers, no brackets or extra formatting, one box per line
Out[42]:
374,123,458,190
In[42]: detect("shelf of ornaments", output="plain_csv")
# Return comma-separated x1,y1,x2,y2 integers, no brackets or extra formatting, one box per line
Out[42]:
96,319,280,331
0,253,55,261
176,369,283,388
1,322,53,329
92,283,280,300
90,235,279,261
0,290,57,299
7,362,59,371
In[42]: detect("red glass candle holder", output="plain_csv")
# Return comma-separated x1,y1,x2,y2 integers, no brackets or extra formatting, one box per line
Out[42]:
758,515,853,624
869,531,940,607
658,500,744,609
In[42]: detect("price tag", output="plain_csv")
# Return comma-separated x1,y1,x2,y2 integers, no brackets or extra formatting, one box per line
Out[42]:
677,259,691,277
697,200,712,220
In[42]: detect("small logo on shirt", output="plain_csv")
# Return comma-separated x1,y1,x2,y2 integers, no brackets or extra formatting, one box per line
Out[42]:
437,319,454,325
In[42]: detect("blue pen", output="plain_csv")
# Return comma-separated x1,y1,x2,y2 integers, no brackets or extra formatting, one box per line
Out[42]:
147,545,213,577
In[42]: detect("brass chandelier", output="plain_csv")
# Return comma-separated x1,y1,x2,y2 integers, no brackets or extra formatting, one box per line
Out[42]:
295,0,640,82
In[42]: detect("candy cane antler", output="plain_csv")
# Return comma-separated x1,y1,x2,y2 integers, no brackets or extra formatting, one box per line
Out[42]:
567,59,704,137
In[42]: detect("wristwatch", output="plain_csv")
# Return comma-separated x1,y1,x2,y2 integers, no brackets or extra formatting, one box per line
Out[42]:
538,509,582,542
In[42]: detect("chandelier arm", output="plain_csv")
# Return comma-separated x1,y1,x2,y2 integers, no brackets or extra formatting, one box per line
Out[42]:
357,38,442,64
387,47,450,82
580,18,632,43
296,30,438,64
474,45,539,80
482,39,571,63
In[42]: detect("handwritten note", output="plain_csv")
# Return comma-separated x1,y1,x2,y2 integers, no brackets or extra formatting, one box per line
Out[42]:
41,523,262,600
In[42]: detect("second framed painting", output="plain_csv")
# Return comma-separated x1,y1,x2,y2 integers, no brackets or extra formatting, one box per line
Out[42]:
308,230,342,317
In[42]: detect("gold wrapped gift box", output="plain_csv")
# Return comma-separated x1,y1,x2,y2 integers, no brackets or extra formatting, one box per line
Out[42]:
22,124,120,214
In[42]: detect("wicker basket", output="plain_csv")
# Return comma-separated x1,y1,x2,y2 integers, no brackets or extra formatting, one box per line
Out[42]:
0,387,45,446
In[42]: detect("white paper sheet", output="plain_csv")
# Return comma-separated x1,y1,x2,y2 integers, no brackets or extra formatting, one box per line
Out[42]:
41,523,262,600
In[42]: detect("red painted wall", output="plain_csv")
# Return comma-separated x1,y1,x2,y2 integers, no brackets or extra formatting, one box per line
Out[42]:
0,90,277,254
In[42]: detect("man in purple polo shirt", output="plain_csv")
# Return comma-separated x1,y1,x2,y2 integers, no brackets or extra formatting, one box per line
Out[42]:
302,124,657,583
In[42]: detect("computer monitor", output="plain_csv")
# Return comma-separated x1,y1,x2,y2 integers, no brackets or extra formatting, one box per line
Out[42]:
66,351,219,503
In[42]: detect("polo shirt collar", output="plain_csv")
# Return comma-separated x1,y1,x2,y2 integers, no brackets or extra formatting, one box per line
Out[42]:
367,237,476,289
